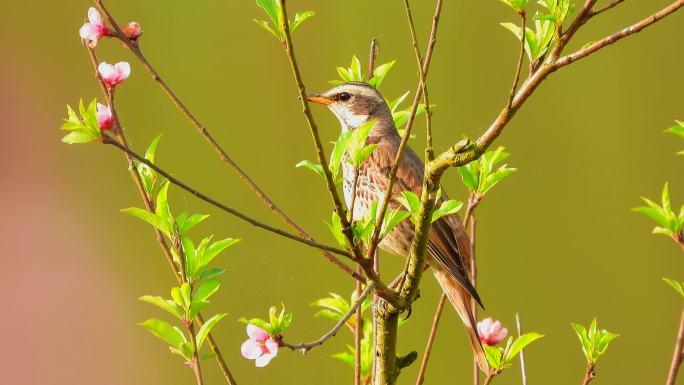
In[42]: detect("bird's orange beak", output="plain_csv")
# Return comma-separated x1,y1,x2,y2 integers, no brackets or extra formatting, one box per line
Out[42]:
306,93,332,105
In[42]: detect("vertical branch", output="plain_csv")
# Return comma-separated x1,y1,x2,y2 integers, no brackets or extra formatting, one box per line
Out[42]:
507,11,526,111
188,323,205,385
414,294,446,385
516,313,528,385
374,311,400,385
355,268,363,385
368,38,379,79
470,213,479,385
581,363,596,385
666,309,684,385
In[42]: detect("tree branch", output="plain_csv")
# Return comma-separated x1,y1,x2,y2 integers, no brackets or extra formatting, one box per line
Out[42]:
83,46,238,385
516,313,528,385
589,0,626,18
279,282,375,353
666,309,684,385
581,363,596,385
101,134,354,259
507,11,526,111
414,294,446,385
91,0,361,289
365,0,444,269
368,38,379,79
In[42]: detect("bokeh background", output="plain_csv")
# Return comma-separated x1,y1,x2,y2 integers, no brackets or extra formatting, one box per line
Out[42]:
2,1,683,384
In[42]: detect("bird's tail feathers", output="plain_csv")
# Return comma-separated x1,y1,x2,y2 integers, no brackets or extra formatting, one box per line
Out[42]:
432,266,490,374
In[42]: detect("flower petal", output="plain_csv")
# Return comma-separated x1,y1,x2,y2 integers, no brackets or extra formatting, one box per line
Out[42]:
115,62,131,81
240,340,262,360
88,7,103,25
246,324,268,341
264,338,279,356
255,353,275,367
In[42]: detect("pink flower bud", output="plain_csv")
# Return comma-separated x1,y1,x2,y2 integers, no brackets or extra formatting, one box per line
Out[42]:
97,103,113,131
477,318,508,346
98,61,131,89
79,7,110,47
122,22,143,41
240,324,278,367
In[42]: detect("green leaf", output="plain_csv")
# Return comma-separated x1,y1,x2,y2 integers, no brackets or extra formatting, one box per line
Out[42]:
483,344,503,370
196,313,228,349
198,268,227,282
296,160,325,178
256,0,281,29
194,279,222,303
291,11,315,33
499,0,530,11
326,211,348,248
121,208,170,238
189,301,210,320
139,319,187,348
432,199,464,222
369,60,396,88
388,91,411,114
155,181,174,233
350,55,363,81
330,130,354,178
198,238,240,269
139,295,184,320
61,130,99,144
254,19,281,39
382,210,412,237
663,278,684,298
238,317,271,333
180,283,192,311
398,191,421,214
177,213,210,234
504,332,544,363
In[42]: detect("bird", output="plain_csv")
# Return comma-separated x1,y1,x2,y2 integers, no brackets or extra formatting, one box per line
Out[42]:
307,81,489,373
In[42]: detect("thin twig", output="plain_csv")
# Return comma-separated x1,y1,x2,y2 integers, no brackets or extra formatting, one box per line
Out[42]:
280,282,375,352
368,38,379,79
516,313,528,385
507,11,526,111
83,46,236,385
280,0,361,260
470,213,479,385
414,294,446,385
101,135,354,259
590,0,626,18
365,0,443,267
483,374,496,385
581,363,596,385
666,309,684,385
355,268,363,385
187,322,205,385
414,194,479,385
91,0,361,287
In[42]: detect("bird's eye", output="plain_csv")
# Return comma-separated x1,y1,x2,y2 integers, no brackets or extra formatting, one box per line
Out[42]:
338,92,351,102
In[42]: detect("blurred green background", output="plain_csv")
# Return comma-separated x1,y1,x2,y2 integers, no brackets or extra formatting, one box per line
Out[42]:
2,1,683,384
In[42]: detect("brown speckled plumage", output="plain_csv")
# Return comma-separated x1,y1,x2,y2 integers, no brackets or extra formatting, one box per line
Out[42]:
310,82,488,372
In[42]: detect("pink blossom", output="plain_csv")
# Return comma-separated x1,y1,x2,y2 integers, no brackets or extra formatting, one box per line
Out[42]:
97,103,113,131
79,7,110,47
122,22,143,41
240,324,278,367
98,61,131,88
477,318,508,346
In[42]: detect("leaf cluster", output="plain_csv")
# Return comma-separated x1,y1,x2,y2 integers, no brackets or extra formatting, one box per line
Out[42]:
572,319,619,365
632,183,684,239
61,99,102,144
483,332,544,372
239,304,294,336
254,0,314,40
458,146,517,198
666,120,684,156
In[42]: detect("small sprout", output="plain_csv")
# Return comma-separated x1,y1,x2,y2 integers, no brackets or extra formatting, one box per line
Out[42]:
499,0,530,12
61,99,103,144
458,146,517,201
135,135,165,197
572,319,619,365
239,304,294,337
254,0,314,40
501,17,554,63
329,55,396,88
632,183,684,242
398,191,463,224
79,7,110,47
537,0,576,26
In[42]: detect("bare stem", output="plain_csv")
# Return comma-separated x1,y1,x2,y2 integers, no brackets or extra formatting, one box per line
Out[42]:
355,269,363,385
516,313,528,385
470,213,479,385
581,363,596,385
666,309,684,385
368,38,379,79
590,0,626,18
279,282,375,352
187,322,205,385
414,294,446,385
507,11,526,111
483,374,496,385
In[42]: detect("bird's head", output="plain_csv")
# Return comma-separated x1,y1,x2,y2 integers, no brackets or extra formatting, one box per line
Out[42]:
307,82,391,131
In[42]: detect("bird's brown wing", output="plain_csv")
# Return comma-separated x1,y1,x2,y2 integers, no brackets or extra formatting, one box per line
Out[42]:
376,141,482,306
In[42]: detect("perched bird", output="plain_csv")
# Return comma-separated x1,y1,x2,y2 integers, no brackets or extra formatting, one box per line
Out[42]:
308,82,488,373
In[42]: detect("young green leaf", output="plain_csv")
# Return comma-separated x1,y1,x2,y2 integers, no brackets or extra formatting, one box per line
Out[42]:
504,332,544,362
291,11,315,32
139,295,184,320
572,319,619,364
196,313,228,349
61,99,102,144
120,208,170,238
369,60,396,89
256,0,281,29
139,318,187,348
663,278,684,298
432,199,464,222
296,160,325,178
194,279,222,303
